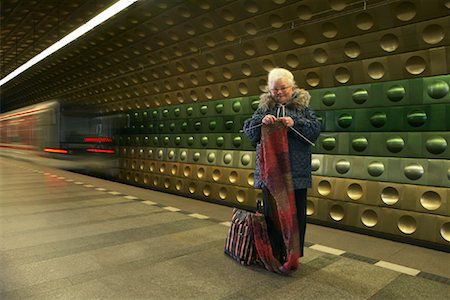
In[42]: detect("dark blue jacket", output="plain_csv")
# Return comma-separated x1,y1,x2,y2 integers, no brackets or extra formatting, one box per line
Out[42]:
243,89,321,189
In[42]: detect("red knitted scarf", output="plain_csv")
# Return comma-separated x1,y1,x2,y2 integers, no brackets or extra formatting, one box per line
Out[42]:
250,122,300,274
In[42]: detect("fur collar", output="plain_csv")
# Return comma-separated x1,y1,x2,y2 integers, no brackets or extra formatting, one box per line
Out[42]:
258,88,311,111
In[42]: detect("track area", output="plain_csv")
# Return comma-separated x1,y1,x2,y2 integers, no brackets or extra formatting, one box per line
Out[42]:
1,157,449,299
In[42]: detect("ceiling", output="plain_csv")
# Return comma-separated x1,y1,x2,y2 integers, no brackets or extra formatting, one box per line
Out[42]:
0,0,173,111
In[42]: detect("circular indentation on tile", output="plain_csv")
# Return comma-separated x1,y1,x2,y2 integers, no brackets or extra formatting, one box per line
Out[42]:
335,67,350,83
427,80,449,99
241,63,252,76
247,173,254,186
236,190,246,203
197,167,205,179
224,49,234,61
221,86,230,97
204,36,215,47
243,43,256,56
313,48,328,63
241,154,251,166
220,9,234,21
244,22,257,35
212,169,221,182
143,175,149,184
188,183,196,194
207,152,216,163
370,112,387,128
322,22,338,38
297,5,312,20
205,71,215,82
420,191,441,211
405,56,426,75
311,158,321,171
330,205,344,221
201,136,209,147
407,110,427,127
337,113,352,128
352,88,369,104
344,41,361,59
286,54,299,68
229,171,238,183
176,180,182,191
233,136,242,148
422,24,445,44
386,136,405,153
215,103,224,113
387,84,405,102
352,137,368,152
425,136,447,154
322,137,336,151
266,37,279,51
245,0,258,13
193,152,201,162
164,178,170,189
361,209,378,227
238,83,249,95
306,200,315,216
404,163,424,180
395,1,416,21
306,72,320,87
223,153,233,165
203,185,211,197
322,91,336,106
149,163,155,172
368,62,385,80
292,30,306,45
347,183,363,200
368,161,385,177
216,137,224,147
159,163,166,173
219,187,227,200
329,0,346,10
380,33,399,52
183,166,191,177
201,17,214,29
269,14,283,28
398,215,417,235
232,101,242,112
153,177,159,186
440,222,450,242
318,180,331,196
171,165,178,176
381,186,399,205
355,12,374,30
190,74,199,85
335,159,350,174
180,150,187,161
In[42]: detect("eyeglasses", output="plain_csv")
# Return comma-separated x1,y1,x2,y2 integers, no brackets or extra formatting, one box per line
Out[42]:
270,86,291,93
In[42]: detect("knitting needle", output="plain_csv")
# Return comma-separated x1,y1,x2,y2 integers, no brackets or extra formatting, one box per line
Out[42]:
239,122,315,146
239,123,263,132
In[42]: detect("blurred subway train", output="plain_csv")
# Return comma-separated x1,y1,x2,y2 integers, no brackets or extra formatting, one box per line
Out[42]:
0,100,126,177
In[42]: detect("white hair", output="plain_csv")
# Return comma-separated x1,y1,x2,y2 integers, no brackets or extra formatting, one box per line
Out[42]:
267,68,297,90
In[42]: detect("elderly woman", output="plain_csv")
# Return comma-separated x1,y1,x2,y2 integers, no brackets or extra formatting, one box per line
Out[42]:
243,68,321,265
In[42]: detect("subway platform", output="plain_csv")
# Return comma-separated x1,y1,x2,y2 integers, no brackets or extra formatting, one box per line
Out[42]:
1,156,449,299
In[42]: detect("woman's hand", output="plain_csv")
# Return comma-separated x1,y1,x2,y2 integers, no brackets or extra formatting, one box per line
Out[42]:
262,114,277,125
279,117,294,127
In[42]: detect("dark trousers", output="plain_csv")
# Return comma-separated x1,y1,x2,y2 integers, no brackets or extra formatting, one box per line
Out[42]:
262,187,307,261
